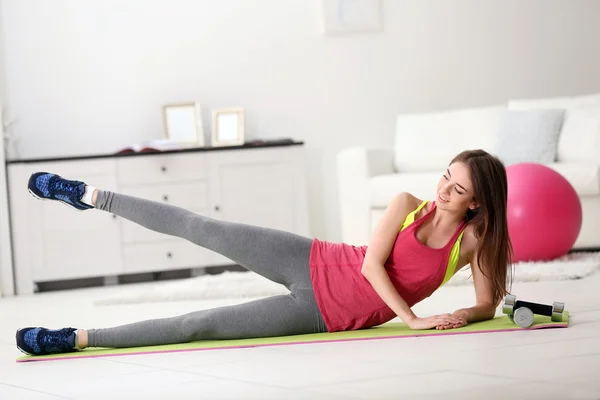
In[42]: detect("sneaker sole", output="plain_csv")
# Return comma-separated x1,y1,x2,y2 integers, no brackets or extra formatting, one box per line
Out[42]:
28,188,89,212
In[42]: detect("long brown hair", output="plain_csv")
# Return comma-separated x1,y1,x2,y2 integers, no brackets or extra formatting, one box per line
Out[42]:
451,149,513,305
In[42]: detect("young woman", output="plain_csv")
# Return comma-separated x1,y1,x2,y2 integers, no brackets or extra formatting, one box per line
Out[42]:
16,149,513,356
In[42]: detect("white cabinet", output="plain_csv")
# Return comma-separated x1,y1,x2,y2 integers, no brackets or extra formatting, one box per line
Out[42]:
206,148,309,265
114,151,215,275
36,175,123,282
8,159,123,294
7,143,309,295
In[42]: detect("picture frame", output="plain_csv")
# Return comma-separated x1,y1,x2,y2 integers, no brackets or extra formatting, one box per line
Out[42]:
211,108,245,147
162,102,205,147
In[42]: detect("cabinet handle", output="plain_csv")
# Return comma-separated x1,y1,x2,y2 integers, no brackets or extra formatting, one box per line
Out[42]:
166,252,172,258
214,205,220,211
112,214,117,220
163,195,169,202
161,166,168,173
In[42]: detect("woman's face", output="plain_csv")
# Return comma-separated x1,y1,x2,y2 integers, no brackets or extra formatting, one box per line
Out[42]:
436,162,478,213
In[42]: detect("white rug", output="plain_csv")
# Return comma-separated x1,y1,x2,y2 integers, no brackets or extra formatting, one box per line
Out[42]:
95,251,600,305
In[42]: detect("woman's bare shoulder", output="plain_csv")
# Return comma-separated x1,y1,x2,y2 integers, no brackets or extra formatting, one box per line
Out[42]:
461,224,479,255
395,192,424,209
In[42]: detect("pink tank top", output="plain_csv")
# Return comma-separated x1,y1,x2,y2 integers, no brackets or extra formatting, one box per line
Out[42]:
309,201,467,332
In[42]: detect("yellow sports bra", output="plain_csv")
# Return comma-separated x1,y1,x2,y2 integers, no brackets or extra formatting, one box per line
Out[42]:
400,200,465,286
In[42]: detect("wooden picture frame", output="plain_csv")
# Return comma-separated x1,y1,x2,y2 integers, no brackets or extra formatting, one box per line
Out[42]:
162,102,205,147
211,108,245,147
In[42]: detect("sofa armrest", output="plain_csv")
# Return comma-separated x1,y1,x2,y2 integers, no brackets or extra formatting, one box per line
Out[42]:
336,147,394,246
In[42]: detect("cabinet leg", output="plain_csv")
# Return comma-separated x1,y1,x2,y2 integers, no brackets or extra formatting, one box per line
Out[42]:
191,267,207,278
16,279,36,295
103,275,119,286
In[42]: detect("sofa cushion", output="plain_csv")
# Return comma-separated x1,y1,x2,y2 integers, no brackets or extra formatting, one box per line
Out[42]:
495,109,565,165
508,94,600,165
369,163,599,209
557,107,600,164
393,105,505,173
369,172,443,208
546,162,600,196
508,93,600,111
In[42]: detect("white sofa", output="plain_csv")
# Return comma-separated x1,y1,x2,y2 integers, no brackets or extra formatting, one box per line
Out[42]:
337,92,600,250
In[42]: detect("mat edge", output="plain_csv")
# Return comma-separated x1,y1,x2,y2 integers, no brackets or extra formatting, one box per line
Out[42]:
15,323,568,363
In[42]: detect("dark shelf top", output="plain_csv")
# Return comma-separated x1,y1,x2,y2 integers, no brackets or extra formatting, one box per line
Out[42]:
7,140,304,165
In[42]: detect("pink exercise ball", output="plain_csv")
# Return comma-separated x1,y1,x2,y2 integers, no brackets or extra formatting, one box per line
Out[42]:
506,163,582,263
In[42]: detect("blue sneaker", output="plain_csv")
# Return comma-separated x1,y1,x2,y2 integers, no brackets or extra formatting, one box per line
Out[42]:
28,172,92,211
16,327,78,356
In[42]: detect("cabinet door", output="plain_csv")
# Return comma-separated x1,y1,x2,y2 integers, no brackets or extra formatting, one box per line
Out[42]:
11,161,123,285
38,173,123,281
118,181,209,243
207,147,310,265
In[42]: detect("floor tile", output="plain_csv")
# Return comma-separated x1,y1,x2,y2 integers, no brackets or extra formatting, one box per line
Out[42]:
58,369,213,398
307,370,521,399
1,358,155,396
412,381,599,400
460,336,600,363
453,352,600,385
116,378,324,400
0,384,65,399
184,350,443,388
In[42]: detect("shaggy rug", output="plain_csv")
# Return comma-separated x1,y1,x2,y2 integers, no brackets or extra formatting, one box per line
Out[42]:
95,251,600,305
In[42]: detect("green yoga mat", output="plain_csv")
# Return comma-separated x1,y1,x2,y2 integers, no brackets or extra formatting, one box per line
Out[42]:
16,313,569,363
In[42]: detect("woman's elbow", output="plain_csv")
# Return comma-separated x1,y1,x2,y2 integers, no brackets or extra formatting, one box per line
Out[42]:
360,264,370,277
360,261,371,276
360,262,381,278
482,304,497,320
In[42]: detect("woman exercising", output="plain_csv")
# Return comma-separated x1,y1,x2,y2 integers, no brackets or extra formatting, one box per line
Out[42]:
16,149,513,356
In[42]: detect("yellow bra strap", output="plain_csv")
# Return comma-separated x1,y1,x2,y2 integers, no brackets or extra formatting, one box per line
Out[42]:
440,230,465,286
400,200,429,231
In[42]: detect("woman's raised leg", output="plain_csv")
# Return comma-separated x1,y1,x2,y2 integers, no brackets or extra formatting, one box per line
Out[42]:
27,172,315,291
95,190,313,291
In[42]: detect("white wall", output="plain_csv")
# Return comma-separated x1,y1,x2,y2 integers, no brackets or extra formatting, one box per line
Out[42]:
0,3,14,296
2,0,600,242
0,108,13,296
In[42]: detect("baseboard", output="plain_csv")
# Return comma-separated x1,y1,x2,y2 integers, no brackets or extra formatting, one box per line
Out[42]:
570,247,600,253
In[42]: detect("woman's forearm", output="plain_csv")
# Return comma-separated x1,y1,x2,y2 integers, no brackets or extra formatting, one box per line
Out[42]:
361,263,417,323
453,304,496,323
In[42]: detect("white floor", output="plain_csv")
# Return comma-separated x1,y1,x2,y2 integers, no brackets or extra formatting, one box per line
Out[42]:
1,272,599,400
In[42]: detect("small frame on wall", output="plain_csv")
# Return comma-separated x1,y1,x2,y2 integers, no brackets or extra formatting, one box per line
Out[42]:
162,102,205,147
211,108,245,147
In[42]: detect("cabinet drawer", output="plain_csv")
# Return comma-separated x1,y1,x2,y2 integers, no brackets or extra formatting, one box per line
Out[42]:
116,153,207,185
122,240,213,274
120,182,208,211
119,182,209,243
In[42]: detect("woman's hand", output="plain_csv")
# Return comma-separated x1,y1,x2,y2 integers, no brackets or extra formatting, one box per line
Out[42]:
435,310,469,330
407,313,465,330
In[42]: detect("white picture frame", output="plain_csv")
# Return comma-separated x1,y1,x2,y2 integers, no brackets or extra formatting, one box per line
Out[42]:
211,108,245,147
320,0,383,35
162,102,205,147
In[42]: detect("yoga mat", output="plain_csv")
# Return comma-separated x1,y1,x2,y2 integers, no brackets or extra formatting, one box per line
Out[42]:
16,313,569,363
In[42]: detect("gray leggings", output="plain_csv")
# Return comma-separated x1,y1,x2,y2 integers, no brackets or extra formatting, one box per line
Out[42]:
87,191,328,348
